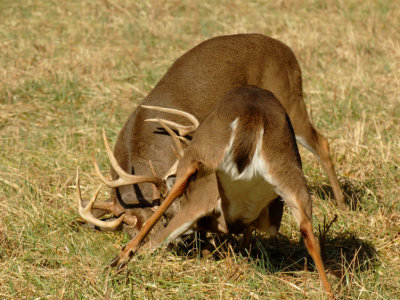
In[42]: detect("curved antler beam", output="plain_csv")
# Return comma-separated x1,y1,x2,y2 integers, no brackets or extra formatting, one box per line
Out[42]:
76,169,126,229
93,129,164,189
142,105,199,136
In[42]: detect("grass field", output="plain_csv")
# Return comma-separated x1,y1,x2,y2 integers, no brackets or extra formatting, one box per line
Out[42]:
1,0,399,298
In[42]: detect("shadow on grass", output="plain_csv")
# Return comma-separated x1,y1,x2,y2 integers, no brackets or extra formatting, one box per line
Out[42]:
309,177,377,211
171,230,378,280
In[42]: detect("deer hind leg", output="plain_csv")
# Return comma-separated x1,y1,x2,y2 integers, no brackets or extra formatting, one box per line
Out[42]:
299,217,333,298
292,113,345,209
284,71,344,209
281,189,333,297
296,126,345,209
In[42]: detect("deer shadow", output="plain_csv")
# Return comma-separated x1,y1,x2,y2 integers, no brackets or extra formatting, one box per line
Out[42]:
170,229,378,282
309,177,377,211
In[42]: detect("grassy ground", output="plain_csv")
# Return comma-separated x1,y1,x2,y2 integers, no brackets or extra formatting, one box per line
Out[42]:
1,0,399,298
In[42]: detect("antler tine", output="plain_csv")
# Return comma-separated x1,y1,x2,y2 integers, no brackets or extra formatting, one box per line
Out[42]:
148,160,165,200
141,105,199,128
93,129,163,188
157,118,184,157
163,159,179,180
144,119,193,137
178,136,191,145
152,117,184,180
76,168,124,229
141,105,199,136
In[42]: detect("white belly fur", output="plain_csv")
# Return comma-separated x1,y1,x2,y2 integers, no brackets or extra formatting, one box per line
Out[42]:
217,171,277,224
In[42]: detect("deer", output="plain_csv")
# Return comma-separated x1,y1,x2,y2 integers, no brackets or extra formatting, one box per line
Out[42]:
76,33,345,245
103,85,334,297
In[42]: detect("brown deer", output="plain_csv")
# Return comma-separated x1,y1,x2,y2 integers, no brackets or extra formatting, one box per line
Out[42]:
76,33,345,241
108,86,333,297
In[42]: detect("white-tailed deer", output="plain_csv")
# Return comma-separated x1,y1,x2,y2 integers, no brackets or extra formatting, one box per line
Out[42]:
78,34,344,243
109,86,333,297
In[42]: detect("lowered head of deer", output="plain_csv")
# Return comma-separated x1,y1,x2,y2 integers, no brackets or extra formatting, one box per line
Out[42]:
111,85,333,297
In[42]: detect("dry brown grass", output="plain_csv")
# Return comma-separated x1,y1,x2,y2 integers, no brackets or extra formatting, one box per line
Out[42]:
1,0,399,298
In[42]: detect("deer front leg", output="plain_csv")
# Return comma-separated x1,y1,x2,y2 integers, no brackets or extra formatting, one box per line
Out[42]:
110,164,199,269
241,197,284,254
142,173,220,254
240,226,255,254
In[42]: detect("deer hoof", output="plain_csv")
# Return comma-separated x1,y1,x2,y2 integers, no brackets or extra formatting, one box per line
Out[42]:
110,249,135,269
109,255,121,268
109,256,128,270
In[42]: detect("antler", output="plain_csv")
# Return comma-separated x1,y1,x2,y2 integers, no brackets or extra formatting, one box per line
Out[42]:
93,129,164,189
76,169,133,229
77,107,198,231
141,105,200,179
141,105,199,136
76,129,167,229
